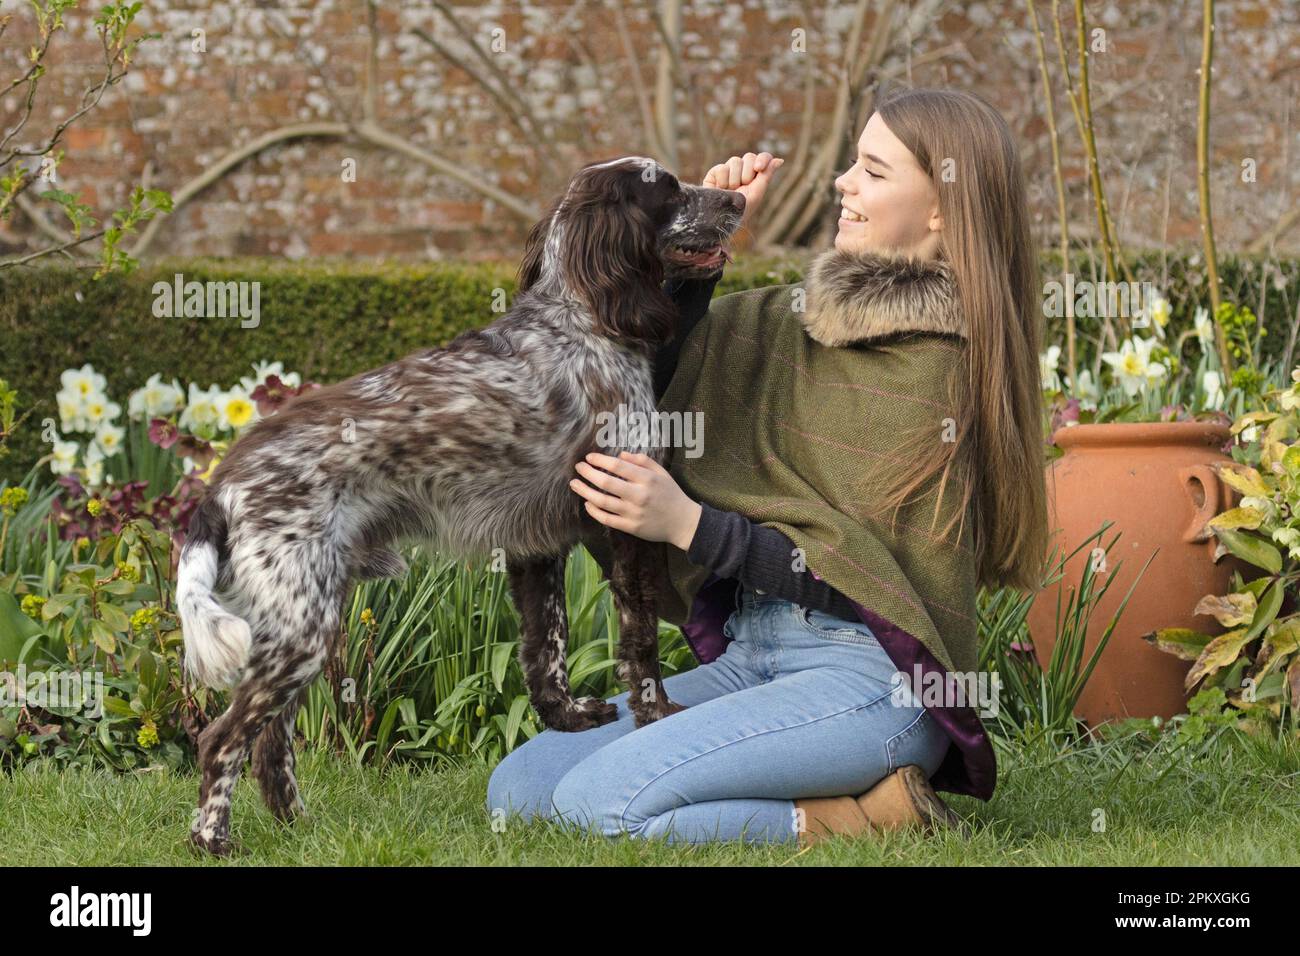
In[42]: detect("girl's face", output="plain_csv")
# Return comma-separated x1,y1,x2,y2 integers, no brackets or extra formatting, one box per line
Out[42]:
834,112,943,258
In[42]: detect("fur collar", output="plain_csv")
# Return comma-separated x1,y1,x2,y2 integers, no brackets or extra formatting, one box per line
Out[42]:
797,246,965,347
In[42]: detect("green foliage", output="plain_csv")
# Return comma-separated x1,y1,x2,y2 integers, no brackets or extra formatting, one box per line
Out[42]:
0,516,201,770
1144,375,1300,733
298,543,696,768
0,378,20,458
94,186,173,278
979,521,1156,744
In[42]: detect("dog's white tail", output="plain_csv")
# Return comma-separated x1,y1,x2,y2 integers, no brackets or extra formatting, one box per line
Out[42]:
177,493,251,689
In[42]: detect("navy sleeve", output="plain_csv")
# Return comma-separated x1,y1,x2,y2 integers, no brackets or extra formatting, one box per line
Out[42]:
685,501,862,622
655,272,723,401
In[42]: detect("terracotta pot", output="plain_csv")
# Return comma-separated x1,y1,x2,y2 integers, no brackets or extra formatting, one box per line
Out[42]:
1027,421,1242,727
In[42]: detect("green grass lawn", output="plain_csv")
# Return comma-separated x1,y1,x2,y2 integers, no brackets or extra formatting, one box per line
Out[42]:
2,728,1296,866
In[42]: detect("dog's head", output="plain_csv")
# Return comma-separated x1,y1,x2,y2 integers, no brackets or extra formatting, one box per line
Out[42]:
518,156,745,348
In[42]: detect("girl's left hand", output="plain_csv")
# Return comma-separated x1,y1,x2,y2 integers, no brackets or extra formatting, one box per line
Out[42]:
571,451,702,551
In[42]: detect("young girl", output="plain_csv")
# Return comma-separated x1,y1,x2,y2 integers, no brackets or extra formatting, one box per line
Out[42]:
487,87,1049,847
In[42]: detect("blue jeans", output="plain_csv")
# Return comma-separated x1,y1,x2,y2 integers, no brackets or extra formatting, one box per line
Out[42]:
485,585,952,845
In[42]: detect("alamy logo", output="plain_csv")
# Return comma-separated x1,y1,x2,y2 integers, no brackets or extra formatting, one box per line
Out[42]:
1,666,104,718
152,272,261,328
49,886,151,936
1041,275,1160,323
593,404,704,458
890,666,1001,717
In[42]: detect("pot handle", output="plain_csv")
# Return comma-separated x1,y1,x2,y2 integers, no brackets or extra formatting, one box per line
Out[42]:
1180,464,1226,543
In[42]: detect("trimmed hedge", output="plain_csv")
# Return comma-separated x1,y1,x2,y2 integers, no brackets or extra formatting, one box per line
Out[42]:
1,249,1297,484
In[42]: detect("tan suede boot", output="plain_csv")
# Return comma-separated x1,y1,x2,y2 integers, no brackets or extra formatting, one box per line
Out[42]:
793,766,964,848
792,795,872,848
855,765,964,834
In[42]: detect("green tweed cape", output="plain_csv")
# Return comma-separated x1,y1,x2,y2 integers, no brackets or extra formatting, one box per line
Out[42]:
653,247,979,676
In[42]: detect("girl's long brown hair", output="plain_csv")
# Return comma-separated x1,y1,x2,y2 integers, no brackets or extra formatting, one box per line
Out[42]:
869,87,1049,593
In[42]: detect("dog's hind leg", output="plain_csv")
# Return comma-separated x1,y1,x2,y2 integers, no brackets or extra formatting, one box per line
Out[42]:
191,636,333,856
507,552,617,732
607,530,686,728
251,685,308,823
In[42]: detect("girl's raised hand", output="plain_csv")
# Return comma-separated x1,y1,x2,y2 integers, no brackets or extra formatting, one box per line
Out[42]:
703,152,785,225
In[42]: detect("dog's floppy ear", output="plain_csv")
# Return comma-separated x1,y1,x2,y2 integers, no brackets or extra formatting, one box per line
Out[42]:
517,199,558,295
558,164,677,348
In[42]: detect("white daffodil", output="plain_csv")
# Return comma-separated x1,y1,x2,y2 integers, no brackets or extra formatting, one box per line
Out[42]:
59,364,107,401
1242,424,1260,443
217,385,258,431
1201,370,1225,409
56,389,89,433
180,383,224,433
1193,306,1214,353
128,373,185,420
50,439,79,476
92,421,126,458
81,392,121,427
1064,368,1100,407
1101,336,1167,397
1040,344,1062,392
1142,293,1170,340
240,360,301,391
82,442,105,489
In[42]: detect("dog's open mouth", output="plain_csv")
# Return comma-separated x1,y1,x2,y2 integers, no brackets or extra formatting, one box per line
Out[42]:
665,240,732,270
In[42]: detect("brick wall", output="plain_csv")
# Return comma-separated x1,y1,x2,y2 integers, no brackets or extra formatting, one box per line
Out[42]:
2,0,1297,262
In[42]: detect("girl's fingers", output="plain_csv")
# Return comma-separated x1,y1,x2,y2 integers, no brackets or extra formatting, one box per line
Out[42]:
583,451,633,475
570,476,627,514
704,152,783,189
585,500,631,533
620,450,665,476
574,459,632,496
725,156,743,189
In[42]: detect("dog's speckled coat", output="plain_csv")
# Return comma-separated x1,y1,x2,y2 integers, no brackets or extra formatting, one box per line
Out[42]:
176,157,743,855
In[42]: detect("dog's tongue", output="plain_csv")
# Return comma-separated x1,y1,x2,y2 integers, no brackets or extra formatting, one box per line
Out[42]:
682,246,729,268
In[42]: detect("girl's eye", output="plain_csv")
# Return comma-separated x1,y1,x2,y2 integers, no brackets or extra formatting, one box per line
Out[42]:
866,169,883,180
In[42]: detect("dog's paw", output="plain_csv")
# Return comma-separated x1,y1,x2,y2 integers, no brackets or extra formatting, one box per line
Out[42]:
538,696,619,731
631,697,688,728
189,827,234,858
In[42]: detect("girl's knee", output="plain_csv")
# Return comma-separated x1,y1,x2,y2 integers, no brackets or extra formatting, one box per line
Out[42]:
486,747,550,821
550,764,637,839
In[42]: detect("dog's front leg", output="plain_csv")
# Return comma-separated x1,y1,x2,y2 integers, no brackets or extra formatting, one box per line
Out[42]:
506,553,618,732
606,531,687,728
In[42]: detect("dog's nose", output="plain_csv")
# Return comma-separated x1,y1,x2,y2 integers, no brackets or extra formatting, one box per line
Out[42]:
729,191,746,213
